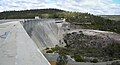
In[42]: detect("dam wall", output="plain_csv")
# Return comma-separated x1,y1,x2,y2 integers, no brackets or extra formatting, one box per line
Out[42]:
22,19,66,50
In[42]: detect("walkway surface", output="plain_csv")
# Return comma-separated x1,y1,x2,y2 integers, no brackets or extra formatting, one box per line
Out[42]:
0,21,50,65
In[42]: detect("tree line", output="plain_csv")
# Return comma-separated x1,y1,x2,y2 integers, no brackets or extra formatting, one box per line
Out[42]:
0,8,120,33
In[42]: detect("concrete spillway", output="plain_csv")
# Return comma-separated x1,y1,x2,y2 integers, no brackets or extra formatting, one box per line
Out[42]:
0,21,50,65
22,19,65,50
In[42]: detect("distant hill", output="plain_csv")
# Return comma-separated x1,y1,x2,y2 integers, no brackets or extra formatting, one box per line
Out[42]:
100,15,120,21
0,8,65,19
0,8,120,34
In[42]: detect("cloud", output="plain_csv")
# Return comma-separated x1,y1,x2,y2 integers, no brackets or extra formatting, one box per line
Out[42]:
0,0,120,15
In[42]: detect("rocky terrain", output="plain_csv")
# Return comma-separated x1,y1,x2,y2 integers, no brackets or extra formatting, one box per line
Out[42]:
0,19,120,65
63,29,120,63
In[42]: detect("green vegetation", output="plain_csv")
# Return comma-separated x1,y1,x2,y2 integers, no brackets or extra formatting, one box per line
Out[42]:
1,8,120,62
45,45,68,65
46,31,120,62
103,43,120,59
63,32,120,62
0,8,120,33
46,45,70,55
0,8,64,19
101,15,120,21
73,55,84,62
46,35,120,62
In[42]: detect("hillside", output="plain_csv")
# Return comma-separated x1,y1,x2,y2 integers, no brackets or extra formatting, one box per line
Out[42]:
100,15,120,21
0,8,120,34
0,8,65,19
63,30,120,62
0,17,120,65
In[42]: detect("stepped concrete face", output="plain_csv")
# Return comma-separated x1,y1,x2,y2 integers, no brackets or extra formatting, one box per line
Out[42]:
0,21,50,65
22,19,65,50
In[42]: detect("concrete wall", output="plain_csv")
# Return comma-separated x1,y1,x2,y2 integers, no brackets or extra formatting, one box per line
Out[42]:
0,21,51,65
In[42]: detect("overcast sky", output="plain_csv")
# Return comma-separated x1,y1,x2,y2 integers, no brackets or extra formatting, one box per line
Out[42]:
0,0,120,15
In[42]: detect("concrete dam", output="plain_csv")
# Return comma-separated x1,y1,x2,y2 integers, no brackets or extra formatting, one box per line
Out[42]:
0,19,67,65
22,19,66,50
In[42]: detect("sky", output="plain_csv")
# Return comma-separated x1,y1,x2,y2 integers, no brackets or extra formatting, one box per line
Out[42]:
0,0,120,15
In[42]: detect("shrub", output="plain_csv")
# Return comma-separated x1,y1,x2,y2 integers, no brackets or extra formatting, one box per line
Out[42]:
74,55,84,62
91,59,98,63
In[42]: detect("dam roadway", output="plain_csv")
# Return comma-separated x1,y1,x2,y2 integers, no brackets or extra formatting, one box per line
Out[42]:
0,19,65,65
